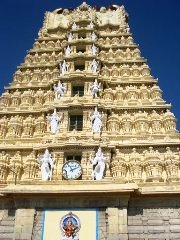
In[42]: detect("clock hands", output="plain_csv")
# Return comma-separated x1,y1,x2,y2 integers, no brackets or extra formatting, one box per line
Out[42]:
71,166,80,172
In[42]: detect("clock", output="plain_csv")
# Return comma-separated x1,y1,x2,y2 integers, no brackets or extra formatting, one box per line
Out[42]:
62,160,82,180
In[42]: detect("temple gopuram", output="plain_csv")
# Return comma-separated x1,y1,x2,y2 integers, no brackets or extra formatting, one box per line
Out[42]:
0,2,180,240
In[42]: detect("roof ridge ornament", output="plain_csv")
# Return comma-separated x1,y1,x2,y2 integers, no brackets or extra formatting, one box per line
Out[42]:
77,2,91,11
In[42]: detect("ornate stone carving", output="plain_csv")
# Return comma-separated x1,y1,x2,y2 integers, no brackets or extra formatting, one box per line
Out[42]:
44,89,54,104
34,114,46,135
129,148,143,182
107,112,120,132
0,151,9,182
23,151,39,180
8,115,23,137
34,88,44,105
134,111,149,135
164,147,179,181
121,111,133,134
144,147,163,182
8,151,22,182
150,110,162,134
23,115,34,137
163,110,177,133
0,90,11,107
103,88,114,102
111,149,127,181
11,90,21,106
21,89,34,106
0,116,8,138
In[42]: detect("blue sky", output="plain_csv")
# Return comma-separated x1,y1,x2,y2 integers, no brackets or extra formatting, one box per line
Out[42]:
0,0,180,129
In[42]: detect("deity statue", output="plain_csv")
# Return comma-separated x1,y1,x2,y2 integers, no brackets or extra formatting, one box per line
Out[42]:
68,32,74,42
60,212,80,240
90,79,101,98
0,90,11,107
21,89,34,106
88,21,94,29
47,109,63,134
52,68,60,79
32,69,41,82
72,22,78,30
13,69,22,82
23,115,34,136
90,59,99,73
91,32,97,41
34,114,46,135
91,44,98,55
65,45,71,57
90,107,102,133
23,69,31,82
44,90,54,104
90,147,106,180
39,149,54,181
34,88,44,105
54,81,66,99
60,60,69,75
8,115,23,137
49,51,56,62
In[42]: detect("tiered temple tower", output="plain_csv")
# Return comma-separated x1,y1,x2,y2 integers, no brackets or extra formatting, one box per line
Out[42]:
0,3,180,240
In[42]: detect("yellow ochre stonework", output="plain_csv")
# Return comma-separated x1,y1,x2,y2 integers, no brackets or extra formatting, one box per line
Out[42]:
0,2,180,240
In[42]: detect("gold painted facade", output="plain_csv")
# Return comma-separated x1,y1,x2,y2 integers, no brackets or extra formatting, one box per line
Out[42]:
0,3,180,239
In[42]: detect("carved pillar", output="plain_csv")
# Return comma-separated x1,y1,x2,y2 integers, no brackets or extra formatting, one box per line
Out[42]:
66,82,71,97
8,151,23,183
61,111,68,132
104,150,111,179
23,151,39,181
53,151,64,180
83,110,90,131
81,151,91,180
84,82,90,96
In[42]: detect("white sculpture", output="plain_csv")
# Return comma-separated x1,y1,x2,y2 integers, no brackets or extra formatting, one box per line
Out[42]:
89,21,94,29
54,81,66,99
40,149,54,181
72,22,78,30
60,60,69,75
64,45,71,56
90,147,106,180
68,32,74,42
90,107,102,133
91,59,99,73
90,79,101,98
91,44,98,55
47,109,63,134
91,32,97,41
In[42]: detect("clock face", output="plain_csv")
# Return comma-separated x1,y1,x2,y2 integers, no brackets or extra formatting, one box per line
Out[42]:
62,160,82,180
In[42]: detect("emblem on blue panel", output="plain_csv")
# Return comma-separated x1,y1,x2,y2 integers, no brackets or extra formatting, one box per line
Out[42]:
60,212,81,240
